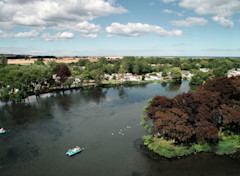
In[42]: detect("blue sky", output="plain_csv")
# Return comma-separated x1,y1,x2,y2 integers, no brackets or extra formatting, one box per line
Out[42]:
0,0,239,56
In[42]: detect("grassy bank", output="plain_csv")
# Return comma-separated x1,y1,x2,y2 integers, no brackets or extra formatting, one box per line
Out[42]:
142,133,240,158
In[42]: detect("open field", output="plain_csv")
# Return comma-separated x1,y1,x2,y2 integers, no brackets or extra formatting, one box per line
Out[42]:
7,56,123,65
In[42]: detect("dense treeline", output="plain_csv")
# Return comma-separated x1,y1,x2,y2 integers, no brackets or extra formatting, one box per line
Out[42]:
73,56,240,76
0,56,239,102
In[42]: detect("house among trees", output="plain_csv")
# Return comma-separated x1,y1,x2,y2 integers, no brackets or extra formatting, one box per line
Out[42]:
227,69,240,77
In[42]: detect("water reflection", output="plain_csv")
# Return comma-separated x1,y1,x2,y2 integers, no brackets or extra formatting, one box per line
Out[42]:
165,81,182,92
161,82,167,87
116,86,128,99
0,100,54,126
80,87,108,104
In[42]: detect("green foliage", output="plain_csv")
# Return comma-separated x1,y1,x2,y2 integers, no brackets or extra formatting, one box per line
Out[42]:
0,64,53,102
71,70,80,75
141,127,240,158
34,60,44,65
216,132,240,154
142,135,152,145
91,69,104,86
142,74,145,81
213,67,228,77
149,73,157,76
162,70,168,77
143,124,153,133
188,143,212,153
81,70,93,83
147,98,152,104
104,64,114,74
76,58,90,66
63,78,73,88
47,60,60,74
142,106,148,117
0,57,8,66
140,120,146,126
190,71,212,85
181,63,191,70
215,141,236,154
143,136,212,158
170,67,182,82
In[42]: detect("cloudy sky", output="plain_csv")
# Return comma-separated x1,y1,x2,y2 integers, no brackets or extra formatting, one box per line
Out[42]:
0,0,239,56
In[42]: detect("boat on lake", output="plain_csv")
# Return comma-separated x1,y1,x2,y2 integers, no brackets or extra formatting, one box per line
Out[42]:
66,147,84,156
0,129,6,134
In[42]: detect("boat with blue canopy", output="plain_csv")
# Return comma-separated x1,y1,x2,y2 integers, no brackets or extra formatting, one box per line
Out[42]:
0,128,5,134
66,146,84,156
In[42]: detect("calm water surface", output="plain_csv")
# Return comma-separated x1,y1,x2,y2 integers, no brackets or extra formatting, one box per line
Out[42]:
0,81,239,176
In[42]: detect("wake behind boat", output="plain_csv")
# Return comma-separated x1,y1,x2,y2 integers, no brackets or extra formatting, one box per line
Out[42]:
66,146,84,156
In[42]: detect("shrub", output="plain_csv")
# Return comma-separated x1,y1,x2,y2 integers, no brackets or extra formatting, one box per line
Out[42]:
216,141,236,154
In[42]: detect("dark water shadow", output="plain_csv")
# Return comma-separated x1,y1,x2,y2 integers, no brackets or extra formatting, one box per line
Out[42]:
165,81,182,92
134,138,240,176
79,87,108,104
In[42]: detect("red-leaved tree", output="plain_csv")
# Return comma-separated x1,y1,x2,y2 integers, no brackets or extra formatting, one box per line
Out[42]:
145,76,240,144
56,65,71,83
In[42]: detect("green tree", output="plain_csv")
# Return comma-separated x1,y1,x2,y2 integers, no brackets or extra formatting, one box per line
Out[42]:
105,64,114,74
77,58,90,66
91,69,104,86
34,60,44,65
81,70,93,84
181,63,191,70
162,70,168,77
47,60,60,74
190,71,213,85
63,78,73,88
0,57,8,66
213,67,228,77
170,67,182,82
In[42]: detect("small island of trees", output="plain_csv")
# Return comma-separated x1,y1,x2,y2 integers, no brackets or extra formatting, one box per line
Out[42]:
141,76,240,158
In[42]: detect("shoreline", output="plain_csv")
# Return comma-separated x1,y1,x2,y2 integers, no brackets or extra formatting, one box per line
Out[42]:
0,79,174,103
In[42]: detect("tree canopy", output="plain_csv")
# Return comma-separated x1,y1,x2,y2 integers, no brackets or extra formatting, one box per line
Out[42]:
145,76,240,144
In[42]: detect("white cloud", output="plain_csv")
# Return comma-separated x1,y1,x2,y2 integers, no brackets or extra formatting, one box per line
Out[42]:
51,21,101,38
162,0,176,3
0,30,39,38
41,32,74,41
0,29,4,34
106,22,182,37
179,0,240,16
81,33,97,38
0,0,127,36
163,9,174,14
15,30,39,38
163,9,184,16
171,17,208,27
179,0,240,27
212,16,234,28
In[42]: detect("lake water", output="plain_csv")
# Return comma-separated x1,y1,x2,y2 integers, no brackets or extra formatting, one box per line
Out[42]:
0,81,239,176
